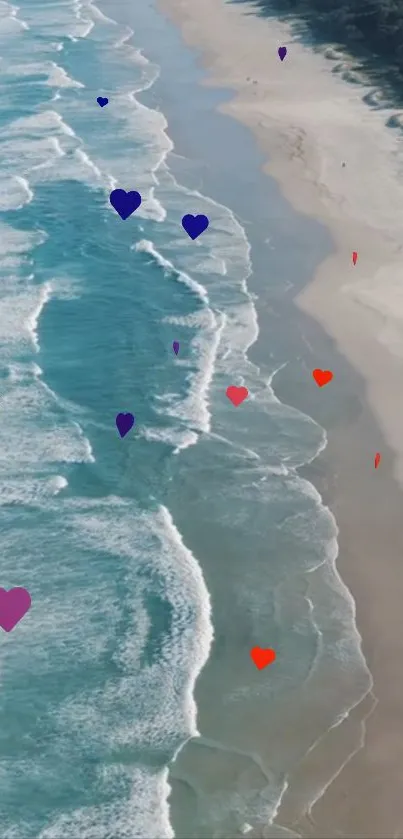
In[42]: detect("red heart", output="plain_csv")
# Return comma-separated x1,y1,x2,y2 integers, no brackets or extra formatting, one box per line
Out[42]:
226,385,248,407
312,368,333,387
250,646,276,670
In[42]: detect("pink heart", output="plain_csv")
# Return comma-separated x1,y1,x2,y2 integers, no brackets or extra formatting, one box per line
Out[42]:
0,587,31,632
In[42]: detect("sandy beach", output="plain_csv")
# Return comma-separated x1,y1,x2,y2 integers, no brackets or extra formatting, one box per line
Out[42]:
157,1,403,836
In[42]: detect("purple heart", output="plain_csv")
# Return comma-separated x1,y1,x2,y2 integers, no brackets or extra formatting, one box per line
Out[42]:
278,46,287,61
172,341,179,356
116,412,135,438
97,96,108,107
181,214,209,240
110,189,142,220
0,587,31,632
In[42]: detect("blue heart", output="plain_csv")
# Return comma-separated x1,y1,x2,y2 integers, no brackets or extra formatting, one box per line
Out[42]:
97,96,109,107
109,189,142,220
182,214,209,240
116,413,135,438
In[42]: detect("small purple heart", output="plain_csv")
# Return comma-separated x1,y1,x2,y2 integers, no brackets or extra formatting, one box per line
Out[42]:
278,46,287,61
173,341,179,356
110,189,142,220
116,412,135,438
0,587,31,632
181,214,209,240
97,96,108,107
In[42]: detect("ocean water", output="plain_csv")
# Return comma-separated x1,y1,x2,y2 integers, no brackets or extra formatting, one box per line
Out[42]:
0,1,372,837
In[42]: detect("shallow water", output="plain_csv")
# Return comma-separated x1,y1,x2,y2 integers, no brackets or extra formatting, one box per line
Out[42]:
0,0,371,836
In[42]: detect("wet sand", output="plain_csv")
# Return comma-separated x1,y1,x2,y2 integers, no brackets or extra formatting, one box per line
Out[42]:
157,1,403,836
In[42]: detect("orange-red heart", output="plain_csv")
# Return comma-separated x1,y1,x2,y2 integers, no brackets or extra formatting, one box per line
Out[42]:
226,385,248,407
312,368,333,387
250,646,276,670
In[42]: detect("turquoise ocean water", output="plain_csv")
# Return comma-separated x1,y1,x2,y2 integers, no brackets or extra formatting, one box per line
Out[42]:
0,1,372,836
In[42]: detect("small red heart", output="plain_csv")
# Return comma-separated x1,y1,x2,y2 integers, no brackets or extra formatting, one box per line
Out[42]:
312,369,333,387
250,646,276,670
375,452,381,469
226,385,248,407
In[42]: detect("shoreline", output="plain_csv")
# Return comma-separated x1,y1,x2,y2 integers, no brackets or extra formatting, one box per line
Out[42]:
157,1,403,836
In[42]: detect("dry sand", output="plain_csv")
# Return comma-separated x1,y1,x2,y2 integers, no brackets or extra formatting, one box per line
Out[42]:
157,1,403,836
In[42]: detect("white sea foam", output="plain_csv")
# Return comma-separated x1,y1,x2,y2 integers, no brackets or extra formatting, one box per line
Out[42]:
47,474,68,494
0,474,68,505
71,420,96,463
0,174,33,210
4,110,78,137
75,147,102,178
0,381,95,472
6,361,42,383
0,0,28,36
58,500,214,740
25,281,53,352
0,273,50,358
36,768,174,839
72,0,95,39
18,0,93,40
2,60,84,87
0,108,108,190
134,239,210,305
0,222,45,260
139,424,199,454
0,136,66,170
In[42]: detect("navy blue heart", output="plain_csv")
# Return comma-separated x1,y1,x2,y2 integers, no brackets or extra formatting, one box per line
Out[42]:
116,413,135,438
182,214,209,240
109,189,142,220
97,96,108,107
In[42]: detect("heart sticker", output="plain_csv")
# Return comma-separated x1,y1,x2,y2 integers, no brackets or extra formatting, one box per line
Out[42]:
97,97,108,107
312,369,333,387
250,646,276,670
0,587,31,632
226,385,249,407
109,189,142,220
116,413,135,438
181,214,209,240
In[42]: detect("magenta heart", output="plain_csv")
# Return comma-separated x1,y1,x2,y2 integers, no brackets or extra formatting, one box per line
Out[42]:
0,587,31,632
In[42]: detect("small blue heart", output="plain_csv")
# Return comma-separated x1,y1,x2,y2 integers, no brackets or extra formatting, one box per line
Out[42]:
182,214,209,240
97,96,109,107
116,412,135,438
